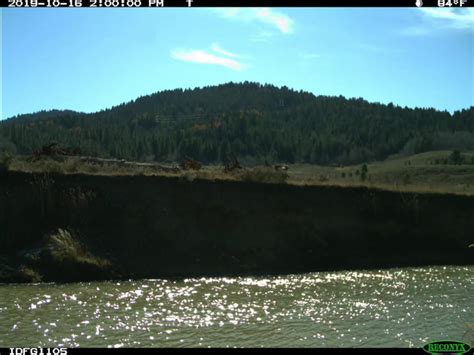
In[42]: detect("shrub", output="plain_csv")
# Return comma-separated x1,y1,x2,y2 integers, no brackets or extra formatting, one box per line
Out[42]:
0,152,12,173
449,149,464,164
239,167,288,184
361,164,368,181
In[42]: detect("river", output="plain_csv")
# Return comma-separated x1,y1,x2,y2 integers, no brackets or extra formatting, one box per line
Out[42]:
0,266,472,348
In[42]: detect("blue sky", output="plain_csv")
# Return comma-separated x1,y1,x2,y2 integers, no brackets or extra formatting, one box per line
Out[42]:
1,8,473,119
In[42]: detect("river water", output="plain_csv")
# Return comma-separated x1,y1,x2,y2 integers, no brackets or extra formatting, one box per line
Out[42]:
0,266,472,348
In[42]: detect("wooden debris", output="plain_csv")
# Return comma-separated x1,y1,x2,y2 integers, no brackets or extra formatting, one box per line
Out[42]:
180,157,202,171
32,143,81,161
224,153,242,173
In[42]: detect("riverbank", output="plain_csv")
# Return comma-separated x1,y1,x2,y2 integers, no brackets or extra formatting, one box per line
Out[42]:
0,171,472,283
7,150,474,196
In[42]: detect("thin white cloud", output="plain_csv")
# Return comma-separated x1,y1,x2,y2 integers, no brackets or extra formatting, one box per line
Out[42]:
210,43,239,58
399,8,473,37
254,8,293,34
170,48,243,71
213,8,294,34
419,8,474,29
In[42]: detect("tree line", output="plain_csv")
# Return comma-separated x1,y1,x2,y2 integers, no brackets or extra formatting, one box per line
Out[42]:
1,82,473,165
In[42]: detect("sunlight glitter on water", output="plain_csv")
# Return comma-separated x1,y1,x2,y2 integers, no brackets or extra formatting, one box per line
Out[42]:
0,265,472,348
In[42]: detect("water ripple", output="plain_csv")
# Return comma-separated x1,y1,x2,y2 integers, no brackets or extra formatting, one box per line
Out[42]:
0,265,472,347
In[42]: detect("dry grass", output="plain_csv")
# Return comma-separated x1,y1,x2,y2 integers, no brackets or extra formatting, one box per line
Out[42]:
18,266,42,283
7,151,474,195
10,156,179,177
285,150,474,196
47,228,111,268
238,167,288,184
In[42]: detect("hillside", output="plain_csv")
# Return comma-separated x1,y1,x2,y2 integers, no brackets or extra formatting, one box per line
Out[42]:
1,82,473,165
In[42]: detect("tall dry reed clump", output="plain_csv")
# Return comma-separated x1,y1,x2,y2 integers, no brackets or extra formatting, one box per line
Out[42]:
47,228,111,268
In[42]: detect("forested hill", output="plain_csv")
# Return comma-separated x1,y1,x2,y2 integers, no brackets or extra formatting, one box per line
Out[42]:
1,82,473,165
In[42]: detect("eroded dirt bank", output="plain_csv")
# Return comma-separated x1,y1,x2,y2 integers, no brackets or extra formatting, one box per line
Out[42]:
0,172,472,283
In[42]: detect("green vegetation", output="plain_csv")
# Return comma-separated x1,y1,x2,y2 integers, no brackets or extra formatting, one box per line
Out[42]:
0,152,12,173
361,164,368,181
449,149,464,164
286,150,474,195
1,82,473,166
1,82,473,197
2,81,473,282
5,149,474,195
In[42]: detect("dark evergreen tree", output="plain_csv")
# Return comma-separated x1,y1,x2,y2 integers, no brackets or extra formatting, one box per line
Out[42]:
0,82,472,165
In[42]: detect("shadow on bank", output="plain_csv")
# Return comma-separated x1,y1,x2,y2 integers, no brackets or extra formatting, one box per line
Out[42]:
0,171,472,283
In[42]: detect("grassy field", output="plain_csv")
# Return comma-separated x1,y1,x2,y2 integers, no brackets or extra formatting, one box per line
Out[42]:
287,150,474,195
5,150,474,195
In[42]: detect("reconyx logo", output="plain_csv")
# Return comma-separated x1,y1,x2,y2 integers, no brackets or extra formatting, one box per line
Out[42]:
423,340,471,355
